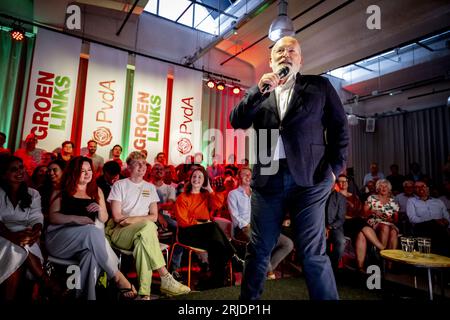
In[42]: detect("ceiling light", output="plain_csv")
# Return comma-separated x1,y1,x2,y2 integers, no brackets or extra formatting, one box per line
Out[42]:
206,79,215,89
268,0,295,42
232,86,241,95
347,114,359,126
216,82,225,91
10,25,25,41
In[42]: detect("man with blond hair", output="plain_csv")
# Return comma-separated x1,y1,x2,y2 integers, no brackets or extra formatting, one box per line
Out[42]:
106,151,190,300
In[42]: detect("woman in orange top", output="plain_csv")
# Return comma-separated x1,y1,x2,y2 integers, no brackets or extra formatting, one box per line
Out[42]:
174,167,236,289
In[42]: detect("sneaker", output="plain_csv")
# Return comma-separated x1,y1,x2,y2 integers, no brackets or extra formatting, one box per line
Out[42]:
160,273,191,296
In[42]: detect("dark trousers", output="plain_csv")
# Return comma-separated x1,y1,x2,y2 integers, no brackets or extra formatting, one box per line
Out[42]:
178,222,235,287
240,165,339,300
327,228,346,271
412,220,450,257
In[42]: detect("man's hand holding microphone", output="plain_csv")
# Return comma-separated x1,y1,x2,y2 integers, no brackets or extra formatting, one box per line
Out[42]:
258,66,290,94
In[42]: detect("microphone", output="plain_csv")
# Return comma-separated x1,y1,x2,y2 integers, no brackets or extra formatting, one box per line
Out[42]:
261,66,290,93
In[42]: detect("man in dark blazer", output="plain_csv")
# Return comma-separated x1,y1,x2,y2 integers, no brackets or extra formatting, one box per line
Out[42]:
230,36,349,300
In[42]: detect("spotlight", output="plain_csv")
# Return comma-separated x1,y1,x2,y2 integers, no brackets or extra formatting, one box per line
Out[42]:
10,25,25,41
216,82,225,91
232,86,241,95
206,79,215,89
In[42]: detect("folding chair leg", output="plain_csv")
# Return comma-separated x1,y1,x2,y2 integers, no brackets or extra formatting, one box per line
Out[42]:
188,250,193,288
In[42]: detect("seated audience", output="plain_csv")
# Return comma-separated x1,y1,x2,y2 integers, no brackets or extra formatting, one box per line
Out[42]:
360,179,376,202
106,151,190,300
154,152,167,166
325,187,346,271
83,140,104,176
163,165,178,188
394,180,416,235
406,162,430,184
228,167,293,279
338,174,385,273
56,141,75,163
109,145,127,173
0,132,10,155
0,155,60,301
207,154,225,179
38,160,66,224
31,165,48,190
175,166,238,289
14,133,46,179
362,162,385,187
364,179,399,251
407,181,449,256
96,160,122,217
386,164,405,195
45,156,136,300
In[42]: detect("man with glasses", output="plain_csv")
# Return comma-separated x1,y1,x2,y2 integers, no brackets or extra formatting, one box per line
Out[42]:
407,181,449,256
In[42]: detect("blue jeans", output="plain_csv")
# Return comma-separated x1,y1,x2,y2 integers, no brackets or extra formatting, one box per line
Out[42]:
240,164,339,300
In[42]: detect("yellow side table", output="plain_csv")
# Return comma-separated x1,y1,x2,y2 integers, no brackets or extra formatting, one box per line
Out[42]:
380,249,450,300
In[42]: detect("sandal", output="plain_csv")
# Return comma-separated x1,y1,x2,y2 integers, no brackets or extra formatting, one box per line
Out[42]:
117,285,137,300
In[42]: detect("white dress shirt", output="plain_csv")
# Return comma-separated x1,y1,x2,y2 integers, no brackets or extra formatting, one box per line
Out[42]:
406,197,450,225
273,75,295,161
227,186,251,230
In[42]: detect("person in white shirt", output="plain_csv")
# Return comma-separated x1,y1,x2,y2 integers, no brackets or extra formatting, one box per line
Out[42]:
362,162,385,187
407,181,449,256
228,167,293,279
394,180,416,235
106,151,190,300
0,156,61,300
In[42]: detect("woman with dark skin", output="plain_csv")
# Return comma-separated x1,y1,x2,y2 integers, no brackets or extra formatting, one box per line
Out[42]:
0,155,60,300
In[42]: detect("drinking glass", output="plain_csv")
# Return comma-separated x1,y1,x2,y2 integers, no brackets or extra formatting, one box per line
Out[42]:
417,237,432,257
400,237,415,258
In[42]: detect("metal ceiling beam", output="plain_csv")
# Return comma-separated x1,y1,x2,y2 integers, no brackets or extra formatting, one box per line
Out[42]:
188,0,238,19
353,63,374,72
184,0,277,66
416,41,435,52
176,2,194,22
116,0,140,36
